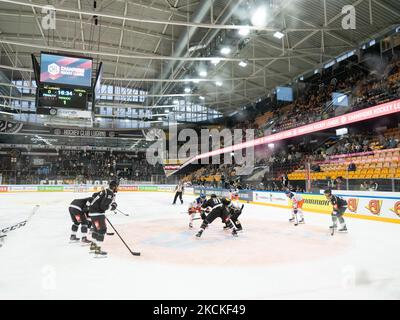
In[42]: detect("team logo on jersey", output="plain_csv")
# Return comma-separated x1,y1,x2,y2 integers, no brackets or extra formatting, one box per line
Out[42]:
365,200,383,215
347,198,359,213
389,201,400,218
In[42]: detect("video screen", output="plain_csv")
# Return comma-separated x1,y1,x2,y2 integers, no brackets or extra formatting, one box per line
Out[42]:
276,86,293,102
332,92,349,107
40,53,93,88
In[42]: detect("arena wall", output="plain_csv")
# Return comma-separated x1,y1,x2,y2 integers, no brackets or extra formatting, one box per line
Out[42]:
1,184,399,224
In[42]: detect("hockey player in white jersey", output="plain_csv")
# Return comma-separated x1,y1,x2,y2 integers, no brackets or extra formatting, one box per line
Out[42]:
187,193,207,229
284,189,305,226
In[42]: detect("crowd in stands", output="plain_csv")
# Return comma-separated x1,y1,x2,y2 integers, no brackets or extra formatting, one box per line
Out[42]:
0,150,164,184
183,125,400,192
233,55,400,137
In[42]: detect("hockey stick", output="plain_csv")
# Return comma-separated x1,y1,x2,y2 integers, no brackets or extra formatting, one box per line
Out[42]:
105,217,140,256
0,205,40,236
330,223,335,236
115,208,130,216
330,212,336,236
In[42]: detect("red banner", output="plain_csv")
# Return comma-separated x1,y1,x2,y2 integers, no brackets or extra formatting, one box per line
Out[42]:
118,186,138,192
0,186,8,192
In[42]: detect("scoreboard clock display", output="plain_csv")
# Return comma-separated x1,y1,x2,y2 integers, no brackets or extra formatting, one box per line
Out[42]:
38,86,87,110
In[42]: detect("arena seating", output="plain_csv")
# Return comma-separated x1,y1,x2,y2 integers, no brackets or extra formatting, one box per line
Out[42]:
288,147,400,181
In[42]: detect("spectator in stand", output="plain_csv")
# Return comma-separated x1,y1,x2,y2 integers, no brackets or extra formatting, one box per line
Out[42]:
281,173,289,189
369,180,378,191
348,162,357,171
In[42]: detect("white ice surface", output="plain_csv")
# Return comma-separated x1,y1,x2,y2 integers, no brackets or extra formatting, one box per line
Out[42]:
0,191,399,300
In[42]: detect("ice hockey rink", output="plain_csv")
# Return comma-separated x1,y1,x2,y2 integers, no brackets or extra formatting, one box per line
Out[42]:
1,191,399,300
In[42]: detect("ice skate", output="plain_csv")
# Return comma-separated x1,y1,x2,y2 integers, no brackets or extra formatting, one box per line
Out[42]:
195,230,203,238
69,234,80,242
89,242,97,252
81,236,91,245
94,247,107,257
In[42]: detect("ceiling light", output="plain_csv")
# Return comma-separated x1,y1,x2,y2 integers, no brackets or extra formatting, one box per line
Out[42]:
220,47,231,55
199,96,205,100
273,31,285,39
184,87,191,93
251,6,267,27
239,60,248,67
173,99,179,104
192,79,200,84
211,58,221,65
238,26,250,37
216,81,223,87
199,70,207,77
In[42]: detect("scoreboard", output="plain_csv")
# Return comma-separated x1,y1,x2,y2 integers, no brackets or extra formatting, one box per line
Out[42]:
34,52,97,119
38,86,87,109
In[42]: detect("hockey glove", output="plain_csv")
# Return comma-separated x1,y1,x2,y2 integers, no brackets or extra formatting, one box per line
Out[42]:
111,203,118,211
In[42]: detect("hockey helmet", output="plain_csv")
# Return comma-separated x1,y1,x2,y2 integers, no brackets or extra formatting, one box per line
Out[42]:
324,189,332,198
109,180,119,191
221,197,231,206
200,193,207,199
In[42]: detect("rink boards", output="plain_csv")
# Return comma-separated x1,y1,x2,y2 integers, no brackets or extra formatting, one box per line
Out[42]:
192,187,400,224
1,184,400,224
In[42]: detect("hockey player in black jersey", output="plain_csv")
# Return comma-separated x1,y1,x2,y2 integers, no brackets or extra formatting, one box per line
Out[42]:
225,202,244,232
196,195,238,238
69,196,93,244
324,189,348,232
88,180,119,256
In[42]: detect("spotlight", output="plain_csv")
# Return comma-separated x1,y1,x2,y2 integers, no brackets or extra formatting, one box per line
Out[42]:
184,87,191,93
220,47,231,55
173,99,179,104
251,6,267,27
238,60,248,67
273,31,285,39
216,81,223,87
211,58,221,65
199,96,205,100
199,70,207,77
238,26,250,37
